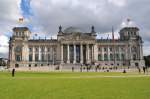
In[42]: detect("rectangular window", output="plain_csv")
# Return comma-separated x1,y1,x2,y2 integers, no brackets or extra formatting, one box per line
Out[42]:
122,54,125,60
104,48,107,52
22,31,24,36
98,54,102,61
35,48,38,52
35,54,38,62
16,55,21,61
98,48,101,52
16,32,18,36
48,48,50,52
29,48,32,52
109,47,112,52
29,54,32,62
116,54,120,61
42,54,44,61
104,54,108,61
110,54,114,61
41,47,45,52
48,54,51,62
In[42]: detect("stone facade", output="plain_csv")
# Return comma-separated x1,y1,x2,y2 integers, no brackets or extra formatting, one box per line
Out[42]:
8,26,145,68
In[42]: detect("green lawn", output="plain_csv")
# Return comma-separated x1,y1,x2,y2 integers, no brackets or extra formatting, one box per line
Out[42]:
0,71,150,99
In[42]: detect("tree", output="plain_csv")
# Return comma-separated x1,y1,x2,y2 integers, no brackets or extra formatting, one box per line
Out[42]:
144,55,150,67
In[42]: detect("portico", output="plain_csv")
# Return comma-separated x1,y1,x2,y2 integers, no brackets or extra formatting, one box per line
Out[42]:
61,43,94,64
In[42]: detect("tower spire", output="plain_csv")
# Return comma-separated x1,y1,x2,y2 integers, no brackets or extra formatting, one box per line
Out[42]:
59,25,62,33
127,18,131,26
91,26,95,33
112,26,114,40
19,17,24,23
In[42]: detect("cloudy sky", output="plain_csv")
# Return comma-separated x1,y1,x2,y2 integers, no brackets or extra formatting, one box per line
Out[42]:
0,0,150,58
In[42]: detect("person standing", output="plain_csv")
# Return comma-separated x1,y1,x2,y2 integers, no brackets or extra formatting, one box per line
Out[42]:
143,66,146,74
72,67,74,72
138,68,141,74
12,68,15,77
137,67,141,74
145,66,149,74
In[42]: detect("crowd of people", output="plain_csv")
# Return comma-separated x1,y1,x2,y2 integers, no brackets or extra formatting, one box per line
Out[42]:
11,65,149,77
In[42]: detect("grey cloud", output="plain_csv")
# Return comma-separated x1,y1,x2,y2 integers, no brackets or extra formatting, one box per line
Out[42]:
0,0,21,58
29,0,150,55
0,0,150,57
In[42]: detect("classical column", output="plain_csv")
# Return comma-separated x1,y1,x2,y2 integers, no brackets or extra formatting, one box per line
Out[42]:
61,44,64,64
32,47,35,61
73,44,76,64
12,46,15,61
119,47,122,61
80,44,83,64
38,46,41,61
140,45,143,60
129,45,132,60
44,46,47,62
21,45,24,61
125,45,128,61
101,46,104,61
92,45,94,63
86,44,89,63
67,44,70,63
107,46,110,61
26,46,29,61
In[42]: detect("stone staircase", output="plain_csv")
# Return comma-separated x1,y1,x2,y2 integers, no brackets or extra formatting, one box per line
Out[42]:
60,63,82,70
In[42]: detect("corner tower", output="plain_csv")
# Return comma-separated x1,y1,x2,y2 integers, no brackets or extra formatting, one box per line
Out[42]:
9,27,31,68
119,27,145,67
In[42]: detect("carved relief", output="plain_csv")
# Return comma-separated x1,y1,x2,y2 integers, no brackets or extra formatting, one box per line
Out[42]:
60,33,94,41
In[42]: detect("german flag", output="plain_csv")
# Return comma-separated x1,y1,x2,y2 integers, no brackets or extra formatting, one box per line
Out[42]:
19,18,24,23
127,18,131,22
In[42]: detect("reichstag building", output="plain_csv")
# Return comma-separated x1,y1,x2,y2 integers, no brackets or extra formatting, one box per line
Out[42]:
8,25,145,69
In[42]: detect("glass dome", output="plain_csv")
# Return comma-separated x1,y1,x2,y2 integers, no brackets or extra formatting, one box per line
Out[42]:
63,27,84,33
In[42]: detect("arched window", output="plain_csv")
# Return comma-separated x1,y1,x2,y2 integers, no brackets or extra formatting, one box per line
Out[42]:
47,48,50,52
110,54,113,61
29,54,32,62
29,48,32,52
98,54,102,61
16,32,18,36
16,55,21,61
104,48,107,52
41,47,45,52
98,47,101,51
132,46,137,52
48,54,51,62
121,54,125,60
15,46,22,52
133,54,136,60
35,47,38,52
116,53,120,61
109,47,113,52
35,54,38,62
104,54,108,61
42,54,45,61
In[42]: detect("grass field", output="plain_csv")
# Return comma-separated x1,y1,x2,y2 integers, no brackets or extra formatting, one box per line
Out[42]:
0,71,150,99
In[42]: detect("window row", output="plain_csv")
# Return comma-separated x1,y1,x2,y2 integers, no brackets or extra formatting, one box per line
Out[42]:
98,47,125,52
98,54,125,61
29,47,56,52
29,54,56,62
15,32,24,36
